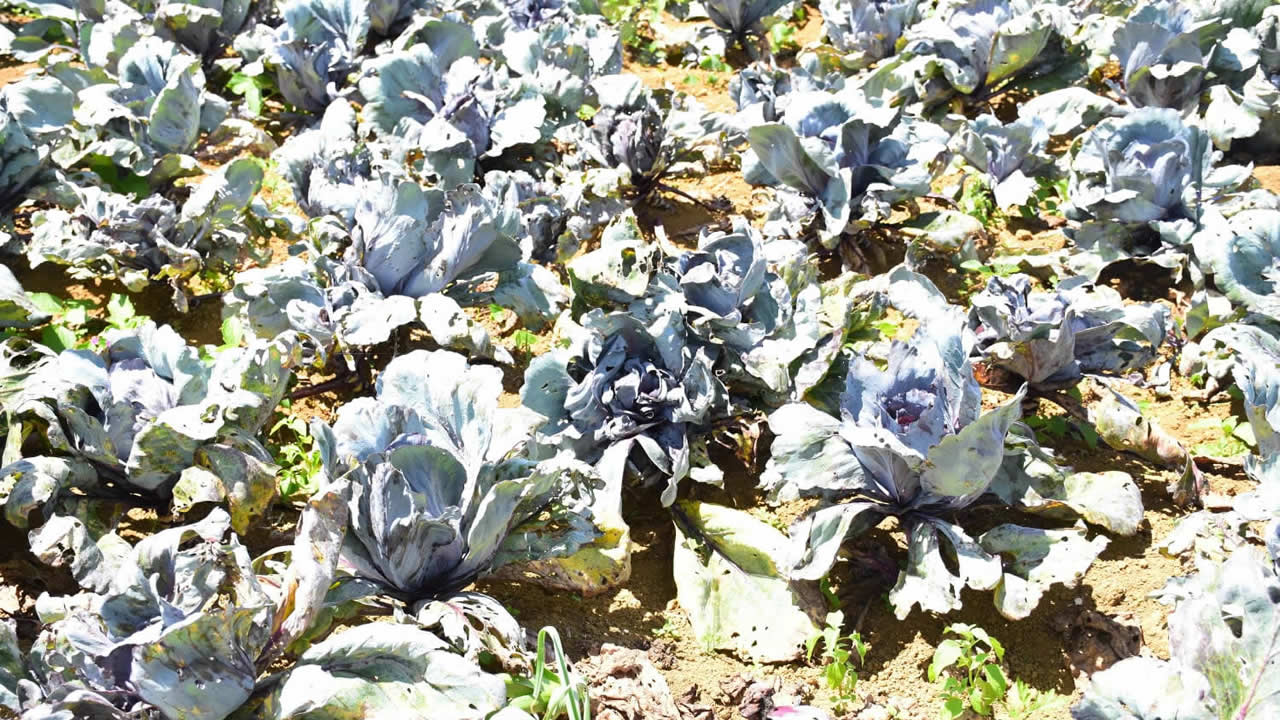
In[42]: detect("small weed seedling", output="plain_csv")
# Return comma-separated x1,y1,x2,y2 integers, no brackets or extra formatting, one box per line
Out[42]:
961,176,999,229
1191,415,1253,458
651,614,681,640
807,611,870,714
28,292,148,352
227,70,278,117
269,401,324,501
929,623,1007,718
513,328,539,353
502,627,591,720
1024,413,1098,449
767,22,799,53
1019,176,1070,220
929,624,1066,719
600,0,670,60
959,259,1021,280
1005,678,1069,720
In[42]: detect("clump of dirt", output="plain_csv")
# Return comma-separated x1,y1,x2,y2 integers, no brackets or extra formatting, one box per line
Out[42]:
1255,165,1280,195
577,644,684,720
1050,607,1143,677
0,62,37,88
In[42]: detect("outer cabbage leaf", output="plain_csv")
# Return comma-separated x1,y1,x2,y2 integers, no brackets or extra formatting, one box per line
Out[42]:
953,114,1051,210
745,96,948,246
2,324,289,527
766,271,1121,617
671,500,825,663
28,158,264,291
12,495,346,719
224,174,543,365
42,509,272,720
1204,8,1280,150
244,623,506,719
703,0,789,40
1111,2,1213,111
874,0,1062,107
1063,108,1252,280
1073,547,1280,720
265,0,372,111
499,16,622,126
1200,209,1280,322
61,37,228,177
272,100,374,222
562,75,720,215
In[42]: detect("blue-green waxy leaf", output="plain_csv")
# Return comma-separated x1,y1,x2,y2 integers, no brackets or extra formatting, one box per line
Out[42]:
1204,210,1280,323
1072,657,1214,720
28,513,129,593
672,500,824,663
786,501,884,581
519,351,573,425
377,349,503,471
819,0,917,67
969,274,1167,391
325,351,601,600
1073,547,1280,719
3,74,74,135
980,522,1108,620
147,62,201,155
1231,357,1280,519
992,438,1145,536
130,608,262,719
759,402,864,503
255,623,507,719
889,518,1001,619
703,0,788,37
920,386,1026,501
747,123,831,198
522,311,721,507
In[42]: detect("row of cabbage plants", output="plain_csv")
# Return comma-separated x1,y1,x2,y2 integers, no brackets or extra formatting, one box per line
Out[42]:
0,0,1278,717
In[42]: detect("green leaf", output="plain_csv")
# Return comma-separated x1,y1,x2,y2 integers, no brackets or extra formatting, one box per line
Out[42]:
221,316,244,348
983,664,1008,695
42,324,77,352
227,72,264,117
62,305,87,326
970,686,990,714
930,640,963,682
85,154,149,196
25,292,64,314
513,328,537,352
106,294,138,328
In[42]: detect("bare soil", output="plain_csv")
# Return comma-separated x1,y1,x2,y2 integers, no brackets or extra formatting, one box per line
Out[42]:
1256,165,1280,195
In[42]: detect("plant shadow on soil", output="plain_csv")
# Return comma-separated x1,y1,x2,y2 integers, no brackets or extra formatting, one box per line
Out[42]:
13,256,227,348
